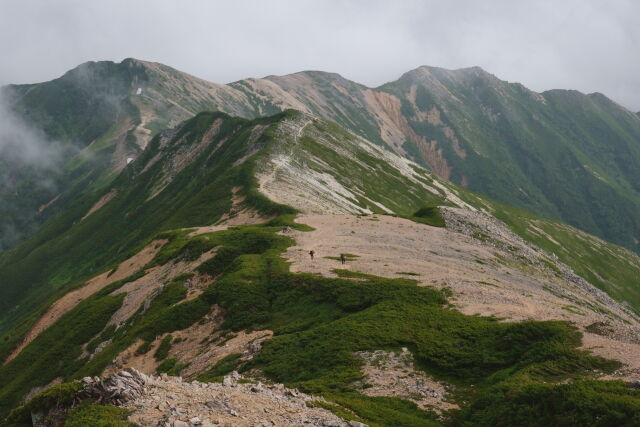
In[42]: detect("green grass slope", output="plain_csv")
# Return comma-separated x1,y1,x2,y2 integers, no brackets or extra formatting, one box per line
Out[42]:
0,110,296,361
380,66,640,253
0,58,261,251
2,109,640,364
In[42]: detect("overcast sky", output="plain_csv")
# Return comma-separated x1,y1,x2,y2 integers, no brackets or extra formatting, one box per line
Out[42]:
1,0,638,110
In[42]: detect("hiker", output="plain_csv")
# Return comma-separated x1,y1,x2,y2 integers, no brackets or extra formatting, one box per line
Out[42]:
309,250,315,260
340,253,346,265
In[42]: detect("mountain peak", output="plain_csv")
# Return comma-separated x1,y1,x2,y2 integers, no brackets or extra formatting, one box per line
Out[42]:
264,69,364,90
405,64,493,79
388,64,501,91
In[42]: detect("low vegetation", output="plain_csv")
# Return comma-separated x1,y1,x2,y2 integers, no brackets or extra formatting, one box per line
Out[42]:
410,206,446,227
150,219,640,425
4,217,640,425
64,402,134,427
196,353,243,382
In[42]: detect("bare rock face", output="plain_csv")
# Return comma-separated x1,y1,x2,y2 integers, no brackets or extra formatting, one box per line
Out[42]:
78,368,152,405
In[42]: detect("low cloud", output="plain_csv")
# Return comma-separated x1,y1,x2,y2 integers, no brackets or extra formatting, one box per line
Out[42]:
0,90,65,249
0,90,62,172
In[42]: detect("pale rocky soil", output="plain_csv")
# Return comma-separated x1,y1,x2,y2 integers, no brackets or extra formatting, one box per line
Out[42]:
125,374,348,427
284,212,640,382
3,239,167,365
354,349,457,414
36,193,61,213
79,369,355,427
361,88,452,179
257,115,470,216
108,248,218,328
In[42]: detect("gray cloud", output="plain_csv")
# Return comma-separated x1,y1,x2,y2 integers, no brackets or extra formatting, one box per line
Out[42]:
0,90,65,248
0,91,62,170
0,0,638,110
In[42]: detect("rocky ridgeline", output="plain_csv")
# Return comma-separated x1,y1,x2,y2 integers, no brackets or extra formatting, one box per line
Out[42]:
440,207,640,325
79,368,366,427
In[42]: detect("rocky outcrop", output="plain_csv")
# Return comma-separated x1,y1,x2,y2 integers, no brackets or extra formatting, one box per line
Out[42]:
78,368,150,405
74,369,363,427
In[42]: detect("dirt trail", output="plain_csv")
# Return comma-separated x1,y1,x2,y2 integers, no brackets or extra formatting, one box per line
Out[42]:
3,239,167,365
284,214,640,381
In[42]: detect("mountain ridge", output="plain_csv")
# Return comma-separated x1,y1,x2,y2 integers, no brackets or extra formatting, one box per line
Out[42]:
2,107,640,424
4,57,640,253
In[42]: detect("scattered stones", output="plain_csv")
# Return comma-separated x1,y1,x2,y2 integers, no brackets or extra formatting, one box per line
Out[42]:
205,400,227,410
110,369,350,426
440,207,639,322
353,349,457,413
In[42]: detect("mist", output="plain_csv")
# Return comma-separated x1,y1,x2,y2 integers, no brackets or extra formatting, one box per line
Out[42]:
0,90,64,249
0,92,62,171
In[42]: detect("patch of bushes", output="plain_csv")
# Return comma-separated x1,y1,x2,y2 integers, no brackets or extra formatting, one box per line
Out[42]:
0,292,124,418
187,223,633,425
135,341,152,356
154,335,173,361
86,324,117,354
585,321,613,336
454,379,640,426
4,381,82,426
410,206,445,227
3,218,638,426
327,393,440,426
65,401,134,427
156,358,189,376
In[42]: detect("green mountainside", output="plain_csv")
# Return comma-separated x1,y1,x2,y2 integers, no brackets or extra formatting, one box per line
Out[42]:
1,110,639,424
379,66,640,251
0,111,292,350
0,59,256,250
